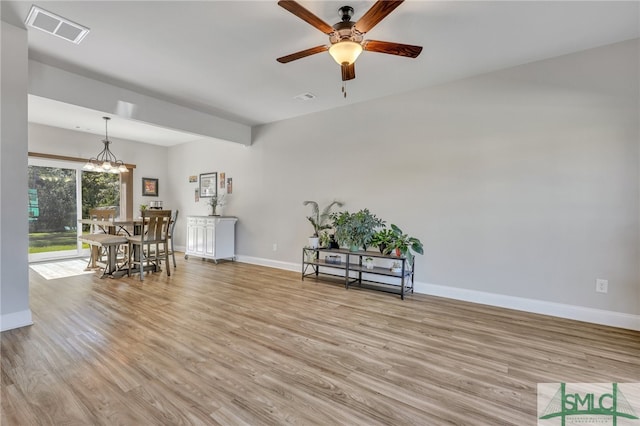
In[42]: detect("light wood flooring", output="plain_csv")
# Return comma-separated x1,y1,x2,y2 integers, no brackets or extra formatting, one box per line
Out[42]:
2,256,639,425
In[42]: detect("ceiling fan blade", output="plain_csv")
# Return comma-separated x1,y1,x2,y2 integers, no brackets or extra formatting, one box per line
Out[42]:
363,40,423,58
278,0,334,34
341,63,355,81
277,45,328,63
355,0,404,34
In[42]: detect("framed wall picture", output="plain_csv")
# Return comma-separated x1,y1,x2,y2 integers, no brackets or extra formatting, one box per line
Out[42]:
199,172,217,197
142,177,159,196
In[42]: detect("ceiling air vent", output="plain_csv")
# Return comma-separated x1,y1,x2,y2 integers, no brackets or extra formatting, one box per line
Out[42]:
25,5,90,44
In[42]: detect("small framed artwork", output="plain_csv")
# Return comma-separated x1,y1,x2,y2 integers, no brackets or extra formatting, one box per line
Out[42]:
199,172,217,197
219,172,226,189
142,177,159,196
226,177,233,194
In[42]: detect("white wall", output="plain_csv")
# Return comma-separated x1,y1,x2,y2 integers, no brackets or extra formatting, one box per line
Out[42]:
1,22,32,331
169,40,639,326
166,138,252,254
28,123,170,211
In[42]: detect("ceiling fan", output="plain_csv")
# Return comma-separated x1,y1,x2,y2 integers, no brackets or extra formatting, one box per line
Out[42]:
276,0,423,87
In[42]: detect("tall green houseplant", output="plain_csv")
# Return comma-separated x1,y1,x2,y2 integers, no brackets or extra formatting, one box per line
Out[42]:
303,200,344,237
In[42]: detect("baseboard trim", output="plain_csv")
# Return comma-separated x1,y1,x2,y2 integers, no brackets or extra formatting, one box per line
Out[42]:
236,255,299,273
415,281,639,331
1,309,33,332
236,256,639,331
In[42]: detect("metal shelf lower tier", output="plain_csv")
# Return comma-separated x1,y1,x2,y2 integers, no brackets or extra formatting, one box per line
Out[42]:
301,248,415,299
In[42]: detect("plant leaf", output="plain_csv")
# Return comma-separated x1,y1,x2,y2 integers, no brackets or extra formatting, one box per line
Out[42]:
302,201,319,218
320,200,343,218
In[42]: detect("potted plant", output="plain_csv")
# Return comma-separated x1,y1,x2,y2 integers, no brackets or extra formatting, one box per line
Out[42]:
388,224,424,269
139,204,147,217
370,228,396,254
303,200,343,248
209,194,225,216
319,230,332,248
331,209,385,251
364,257,374,270
304,249,318,263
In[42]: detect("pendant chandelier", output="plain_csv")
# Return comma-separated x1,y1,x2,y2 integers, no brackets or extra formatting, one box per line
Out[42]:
83,116,128,173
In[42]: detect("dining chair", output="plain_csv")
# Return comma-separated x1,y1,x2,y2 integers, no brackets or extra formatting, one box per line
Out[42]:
150,209,179,269
85,208,117,267
88,208,116,233
127,209,172,281
168,209,179,268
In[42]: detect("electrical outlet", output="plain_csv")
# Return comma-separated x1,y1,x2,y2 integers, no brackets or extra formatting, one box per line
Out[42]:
272,243,277,251
596,279,608,294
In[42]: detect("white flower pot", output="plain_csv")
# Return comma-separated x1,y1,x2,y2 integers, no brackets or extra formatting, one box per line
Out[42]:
308,237,319,248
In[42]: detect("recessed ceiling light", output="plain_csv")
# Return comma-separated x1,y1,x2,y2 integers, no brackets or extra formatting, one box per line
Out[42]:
25,5,90,44
294,92,316,101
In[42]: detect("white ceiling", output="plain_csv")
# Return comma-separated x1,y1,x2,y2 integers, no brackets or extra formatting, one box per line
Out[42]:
2,1,638,146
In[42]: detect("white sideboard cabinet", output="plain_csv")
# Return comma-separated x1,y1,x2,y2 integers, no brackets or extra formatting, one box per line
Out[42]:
185,216,237,262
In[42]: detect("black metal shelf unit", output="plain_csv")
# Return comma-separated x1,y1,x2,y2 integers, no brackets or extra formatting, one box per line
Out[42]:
301,247,414,299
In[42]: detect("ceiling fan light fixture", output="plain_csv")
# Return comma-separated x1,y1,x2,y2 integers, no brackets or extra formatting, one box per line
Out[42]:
329,41,363,65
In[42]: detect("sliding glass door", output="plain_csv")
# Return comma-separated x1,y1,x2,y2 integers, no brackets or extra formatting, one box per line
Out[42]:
28,159,81,261
28,157,121,262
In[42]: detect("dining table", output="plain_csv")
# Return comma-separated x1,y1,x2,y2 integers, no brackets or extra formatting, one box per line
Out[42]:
78,217,145,276
78,217,143,236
